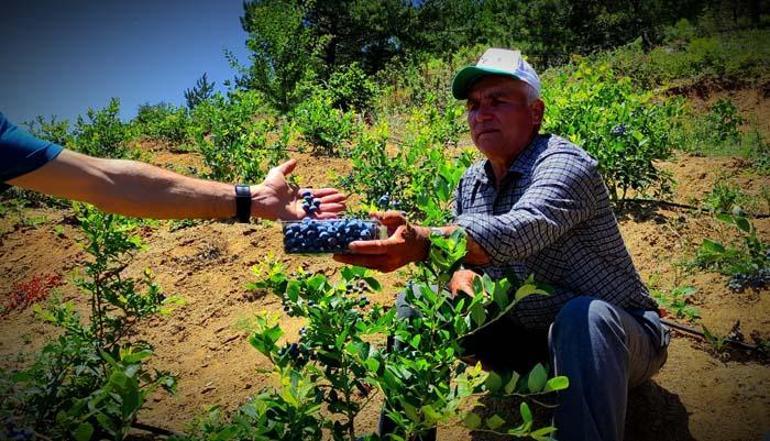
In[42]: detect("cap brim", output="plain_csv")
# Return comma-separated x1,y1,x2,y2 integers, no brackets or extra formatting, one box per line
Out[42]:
451,66,521,100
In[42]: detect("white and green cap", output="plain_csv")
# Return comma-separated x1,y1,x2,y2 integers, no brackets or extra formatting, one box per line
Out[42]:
452,48,540,100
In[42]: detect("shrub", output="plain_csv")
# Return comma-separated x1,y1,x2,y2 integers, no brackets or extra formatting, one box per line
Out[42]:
72,98,131,159
0,204,180,440
134,102,190,144
184,73,216,110
340,115,472,224
190,90,287,183
180,231,566,440
704,98,744,144
542,60,678,201
703,180,750,213
326,62,380,113
24,115,73,147
693,214,770,292
292,91,358,156
651,285,700,322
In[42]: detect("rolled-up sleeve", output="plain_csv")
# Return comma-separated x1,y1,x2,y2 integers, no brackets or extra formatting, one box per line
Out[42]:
455,150,598,267
0,112,64,189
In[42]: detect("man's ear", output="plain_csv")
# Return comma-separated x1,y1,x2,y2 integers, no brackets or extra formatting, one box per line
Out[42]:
530,99,545,126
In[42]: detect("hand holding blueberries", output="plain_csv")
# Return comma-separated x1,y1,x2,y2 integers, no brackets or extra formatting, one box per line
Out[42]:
251,159,347,221
332,211,430,272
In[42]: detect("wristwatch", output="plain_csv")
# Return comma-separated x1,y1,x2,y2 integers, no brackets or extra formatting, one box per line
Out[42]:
429,227,449,238
234,184,251,223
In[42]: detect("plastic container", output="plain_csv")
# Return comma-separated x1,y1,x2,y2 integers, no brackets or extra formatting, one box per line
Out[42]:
282,218,386,254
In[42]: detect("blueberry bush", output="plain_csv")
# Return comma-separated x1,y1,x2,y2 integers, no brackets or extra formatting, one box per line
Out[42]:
72,98,132,160
134,102,191,145
190,90,289,183
0,204,181,440
292,91,358,157
340,103,472,225
541,60,679,202
693,214,770,292
179,230,567,440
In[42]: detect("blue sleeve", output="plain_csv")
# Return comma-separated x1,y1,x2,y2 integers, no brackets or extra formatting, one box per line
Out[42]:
0,112,64,191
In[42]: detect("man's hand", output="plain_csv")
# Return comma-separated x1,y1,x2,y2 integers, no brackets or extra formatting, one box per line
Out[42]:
449,269,479,298
252,159,347,221
333,211,430,273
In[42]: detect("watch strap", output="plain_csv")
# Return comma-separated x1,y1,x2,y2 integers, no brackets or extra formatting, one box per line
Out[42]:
235,184,251,223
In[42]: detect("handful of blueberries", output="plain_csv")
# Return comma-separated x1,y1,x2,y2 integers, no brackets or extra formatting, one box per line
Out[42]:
285,190,381,253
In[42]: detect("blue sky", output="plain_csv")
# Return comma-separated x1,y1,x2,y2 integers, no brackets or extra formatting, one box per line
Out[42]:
0,0,251,125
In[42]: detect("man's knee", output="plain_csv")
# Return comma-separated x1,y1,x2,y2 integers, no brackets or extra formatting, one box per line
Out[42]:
552,296,623,344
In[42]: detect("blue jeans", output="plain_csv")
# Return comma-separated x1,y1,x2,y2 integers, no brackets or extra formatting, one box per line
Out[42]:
380,292,670,441
549,296,670,441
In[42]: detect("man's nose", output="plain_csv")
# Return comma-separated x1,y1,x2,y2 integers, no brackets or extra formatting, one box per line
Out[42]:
471,105,494,123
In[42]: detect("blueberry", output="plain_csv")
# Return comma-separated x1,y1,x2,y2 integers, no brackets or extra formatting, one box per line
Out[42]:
378,194,390,208
300,190,312,198
611,124,627,136
313,198,322,207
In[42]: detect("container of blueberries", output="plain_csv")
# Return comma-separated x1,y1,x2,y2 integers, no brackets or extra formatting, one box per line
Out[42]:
284,189,386,254
282,218,386,254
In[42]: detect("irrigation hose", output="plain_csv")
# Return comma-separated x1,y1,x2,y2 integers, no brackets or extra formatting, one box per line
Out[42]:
660,318,758,351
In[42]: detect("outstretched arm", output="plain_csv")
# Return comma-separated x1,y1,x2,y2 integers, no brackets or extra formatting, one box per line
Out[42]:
8,149,346,221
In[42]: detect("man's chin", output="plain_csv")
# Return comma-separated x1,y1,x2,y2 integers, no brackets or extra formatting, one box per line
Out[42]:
475,141,507,157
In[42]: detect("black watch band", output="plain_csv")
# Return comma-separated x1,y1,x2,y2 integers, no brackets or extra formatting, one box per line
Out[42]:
234,184,251,223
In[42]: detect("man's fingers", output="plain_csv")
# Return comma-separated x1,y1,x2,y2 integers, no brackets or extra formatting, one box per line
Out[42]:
318,193,347,204
346,239,391,255
274,159,298,176
375,210,407,228
332,253,383,269
319,202,346,212
310,188,344,198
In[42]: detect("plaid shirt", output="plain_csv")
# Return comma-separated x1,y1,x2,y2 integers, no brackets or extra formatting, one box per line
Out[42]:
454,134,658,330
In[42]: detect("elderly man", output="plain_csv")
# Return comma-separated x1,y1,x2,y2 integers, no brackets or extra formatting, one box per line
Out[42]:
335,49,669,441
1,112,345,221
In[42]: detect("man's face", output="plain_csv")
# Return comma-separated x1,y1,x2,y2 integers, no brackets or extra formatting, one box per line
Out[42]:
465,76,543,162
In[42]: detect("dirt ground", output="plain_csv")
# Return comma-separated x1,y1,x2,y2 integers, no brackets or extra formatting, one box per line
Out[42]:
1,84,769,441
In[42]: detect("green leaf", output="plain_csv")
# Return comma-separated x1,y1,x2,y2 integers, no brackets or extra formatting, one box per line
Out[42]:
463,412,482,430
401,401,420,423
493,284,509,309
530,425,557,441
734,217,751,234
504,371,520,395
527,364,548,393
109,370,129,389
520,401,533,423
514,283,539,301
543,376,569,392
365,358,380,372
484,371,503,393
120,349,153,364
73,422,94,441
486,414,505,430
363,277,382,291
470,303,486,327
701,239,726,254
421,404,442,423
